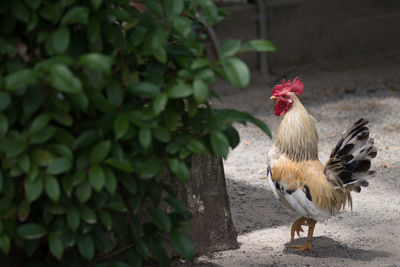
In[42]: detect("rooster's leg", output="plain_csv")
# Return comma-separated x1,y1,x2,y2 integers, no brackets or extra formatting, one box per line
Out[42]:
290,216,307,243
291,218,316,252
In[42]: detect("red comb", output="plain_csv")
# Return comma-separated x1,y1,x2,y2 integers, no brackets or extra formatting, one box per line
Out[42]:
272,77,304,96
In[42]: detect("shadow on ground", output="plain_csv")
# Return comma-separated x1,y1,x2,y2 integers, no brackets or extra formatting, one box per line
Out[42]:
226,177,296,234
283,236,391,261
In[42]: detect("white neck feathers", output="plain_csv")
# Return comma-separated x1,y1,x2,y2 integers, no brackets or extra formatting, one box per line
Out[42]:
275,95,319,161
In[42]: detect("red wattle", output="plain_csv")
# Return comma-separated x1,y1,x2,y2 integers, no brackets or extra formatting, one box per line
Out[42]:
273,98,292,117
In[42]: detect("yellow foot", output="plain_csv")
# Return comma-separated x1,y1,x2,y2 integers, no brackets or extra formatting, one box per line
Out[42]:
290,217,307,242
291,241,312,252
291,225,304,241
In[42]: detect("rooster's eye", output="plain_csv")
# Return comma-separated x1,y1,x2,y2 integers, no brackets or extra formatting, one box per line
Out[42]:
282,95,287,99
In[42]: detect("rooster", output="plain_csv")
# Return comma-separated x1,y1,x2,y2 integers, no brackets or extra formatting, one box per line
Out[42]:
267,77,377,251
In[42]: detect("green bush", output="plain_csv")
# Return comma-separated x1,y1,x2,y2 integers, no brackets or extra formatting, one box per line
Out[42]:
0,0,274,265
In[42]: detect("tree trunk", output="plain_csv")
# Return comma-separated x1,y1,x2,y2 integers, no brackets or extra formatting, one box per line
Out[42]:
174,154,238,254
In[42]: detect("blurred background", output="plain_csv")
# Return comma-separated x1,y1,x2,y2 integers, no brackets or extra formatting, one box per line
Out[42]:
209,0,400,96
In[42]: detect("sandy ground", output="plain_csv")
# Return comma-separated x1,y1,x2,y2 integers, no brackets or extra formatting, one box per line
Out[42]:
175,53,400,267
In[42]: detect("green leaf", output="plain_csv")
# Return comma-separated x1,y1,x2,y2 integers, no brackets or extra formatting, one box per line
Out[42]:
139,128,151,150
25,0,41,10
153,93,168,115
210,131,230,158
214,109,271,138
196,69,215,84
52,27,70,54
0,197,12,215
25,179,43,202
167,158,190,181
45,176,61,203
152,127,171,143
147,207,171,232
74,130,97,149
73,170,85,186
0,92,11,112
4,69,36,91
167,83,192,99
106,80,123,106
224,57,250,89
27,12,38,31
89,141,111,164
99,210,112,231
62,174,73,197
17,223,47,240
0,114,8,137
104,168,117,194
16,159,29,178
0,234,10,254
242,39,276,52
136,239,150,259
87,17,101,45
145,1,163,17
165,196,186,215
11,1,30,22
193,78,208,103
199,0,218,24
29,113,51,134
90,0,102,11
89,165,105,192
150,30,169,63
70,92,89,111
221,126,239,150
153,237,171,267
129,26,147,46
47,158,72,175
106,7,131,22
30,126,56,144
165,0,183,19
17,200,30,221
77,234,95,260
172,17,192,38
114,113,129,140
128,82,160,98
191,58,209,70
49,232,64,260
52,112,73,127
66,206,80,231
28,165,39,181
80,53,114,75
171,230,195,260
219,39,241,59
78,205,97,224
61,6,89,25
1,136,27,158
23,86,44,116
49,144,73,159
120,174,137,194
76,182,92,203
105,158,133,172
139,158,163,179
186,139,206,154
164,104,179,131
49,64,82,93
105,200,128,213
31,149,55,166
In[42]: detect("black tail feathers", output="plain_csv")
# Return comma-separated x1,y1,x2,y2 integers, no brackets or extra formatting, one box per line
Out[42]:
325,118,377,192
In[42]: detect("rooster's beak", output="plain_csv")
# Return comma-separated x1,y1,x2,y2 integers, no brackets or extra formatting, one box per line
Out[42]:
270,96,277,100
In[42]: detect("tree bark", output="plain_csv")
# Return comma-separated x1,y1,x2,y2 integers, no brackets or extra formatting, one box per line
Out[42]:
174,154,238,254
